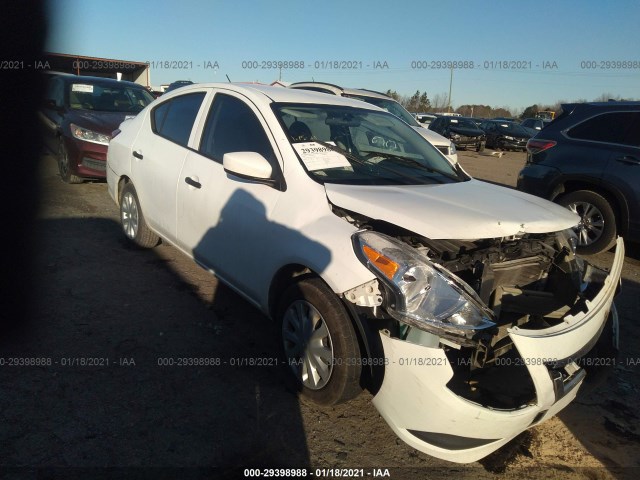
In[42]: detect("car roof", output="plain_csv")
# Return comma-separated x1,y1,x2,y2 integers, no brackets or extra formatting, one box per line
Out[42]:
561,101,640,113
160,82,386,111
289,82,393,101
59,75,146,88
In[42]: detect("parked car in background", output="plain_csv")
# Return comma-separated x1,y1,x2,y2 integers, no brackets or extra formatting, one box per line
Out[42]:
429,116,486,151
165,80,194,93
480,120,532,151
40,74,154,183
415,113,437,127
521,117,550,132
517,101,640,254
108,84,622,463
288,82,458,164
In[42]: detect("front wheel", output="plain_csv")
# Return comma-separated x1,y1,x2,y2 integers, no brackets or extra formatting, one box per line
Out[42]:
557,190,616,254
58,138,82,184
278,277,362,406
119,183,159,248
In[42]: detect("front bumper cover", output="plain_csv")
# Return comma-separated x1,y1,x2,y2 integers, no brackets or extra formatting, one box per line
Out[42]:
371,238,624,463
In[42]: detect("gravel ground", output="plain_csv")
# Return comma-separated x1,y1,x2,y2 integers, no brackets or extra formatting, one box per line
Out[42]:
0,150,638,480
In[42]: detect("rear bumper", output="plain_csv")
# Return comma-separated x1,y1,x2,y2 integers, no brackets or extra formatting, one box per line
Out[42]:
372,238,624,463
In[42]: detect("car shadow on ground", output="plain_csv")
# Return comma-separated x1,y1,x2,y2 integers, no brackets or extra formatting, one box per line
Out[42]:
0,215,311,478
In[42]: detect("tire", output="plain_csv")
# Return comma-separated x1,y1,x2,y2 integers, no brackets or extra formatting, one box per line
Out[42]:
557,190,617,255
277,276,362,406
57,137,82,184
119,183,159,248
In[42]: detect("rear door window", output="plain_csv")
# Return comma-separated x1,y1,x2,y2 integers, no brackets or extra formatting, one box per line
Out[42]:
152,92,206,146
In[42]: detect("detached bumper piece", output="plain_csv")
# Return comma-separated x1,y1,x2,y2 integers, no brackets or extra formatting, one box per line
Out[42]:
372,238,624,463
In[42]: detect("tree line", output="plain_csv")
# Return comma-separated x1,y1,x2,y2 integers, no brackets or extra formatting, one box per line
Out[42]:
384,89,636,119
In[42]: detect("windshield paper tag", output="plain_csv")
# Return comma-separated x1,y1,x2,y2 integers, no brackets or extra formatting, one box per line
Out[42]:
72,84,94,93
293,142,351,171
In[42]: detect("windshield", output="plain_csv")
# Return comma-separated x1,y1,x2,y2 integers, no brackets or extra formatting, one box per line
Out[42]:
67,82,154,112
494,122,531,136
448,118,479,130
344,94,420,127
274,103,466,186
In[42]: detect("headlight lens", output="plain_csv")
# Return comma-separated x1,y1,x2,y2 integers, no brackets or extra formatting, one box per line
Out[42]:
353,231,495,336
70,123,110,145
504,135,515,140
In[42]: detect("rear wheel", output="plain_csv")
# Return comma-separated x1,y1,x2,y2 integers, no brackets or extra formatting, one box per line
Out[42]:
58,138,82,184
278,277,362,406
119,183,159,248
557,190,616,254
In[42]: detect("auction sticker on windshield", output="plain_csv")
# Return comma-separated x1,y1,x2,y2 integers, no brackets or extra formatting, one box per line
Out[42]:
293,142,351,171
72,84,94,93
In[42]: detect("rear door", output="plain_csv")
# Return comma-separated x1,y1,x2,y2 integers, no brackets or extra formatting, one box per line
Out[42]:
130,90,208,242
599,111,640,237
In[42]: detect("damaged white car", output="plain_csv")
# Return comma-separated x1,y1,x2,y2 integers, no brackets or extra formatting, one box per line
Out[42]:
107,84,623,463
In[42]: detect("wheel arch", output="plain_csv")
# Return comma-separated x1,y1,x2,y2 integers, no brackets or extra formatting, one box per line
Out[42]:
115,175,132,206
268,263,377,387
551,179,630,235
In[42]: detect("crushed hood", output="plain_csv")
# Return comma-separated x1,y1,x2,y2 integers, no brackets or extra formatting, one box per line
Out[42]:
324,180,579,239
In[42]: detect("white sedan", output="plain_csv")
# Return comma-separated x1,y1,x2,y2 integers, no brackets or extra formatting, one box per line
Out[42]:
107,84,623,463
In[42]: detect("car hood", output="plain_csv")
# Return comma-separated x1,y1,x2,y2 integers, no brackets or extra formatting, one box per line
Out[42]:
412,126,449,147
324,179,579,239
449,126,484,137
66,110,136,135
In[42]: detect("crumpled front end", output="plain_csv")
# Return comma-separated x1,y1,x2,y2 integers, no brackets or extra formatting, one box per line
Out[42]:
346,225,623,463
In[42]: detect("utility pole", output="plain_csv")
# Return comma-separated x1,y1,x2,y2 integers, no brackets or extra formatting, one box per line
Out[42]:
447,67,453,113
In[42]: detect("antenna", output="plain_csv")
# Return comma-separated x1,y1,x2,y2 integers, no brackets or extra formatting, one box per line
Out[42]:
226,74,231,82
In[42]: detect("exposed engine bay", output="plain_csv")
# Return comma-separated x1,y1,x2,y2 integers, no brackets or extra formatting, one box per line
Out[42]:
335,206,613,410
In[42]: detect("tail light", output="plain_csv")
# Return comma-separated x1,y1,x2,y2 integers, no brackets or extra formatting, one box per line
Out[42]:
526,139,556,154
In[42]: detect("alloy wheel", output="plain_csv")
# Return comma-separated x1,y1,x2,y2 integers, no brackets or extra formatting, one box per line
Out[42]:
567,201,605,246
121,191,139,239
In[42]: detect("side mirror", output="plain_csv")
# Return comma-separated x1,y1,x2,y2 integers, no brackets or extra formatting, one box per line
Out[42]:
223,151,273,181
43,99,59,110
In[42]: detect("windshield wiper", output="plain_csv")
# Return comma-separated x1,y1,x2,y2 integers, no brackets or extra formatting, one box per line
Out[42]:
359,150,463,182
312,140,438,185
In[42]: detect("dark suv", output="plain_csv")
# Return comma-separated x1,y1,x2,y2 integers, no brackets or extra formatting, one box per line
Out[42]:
517,102,640,254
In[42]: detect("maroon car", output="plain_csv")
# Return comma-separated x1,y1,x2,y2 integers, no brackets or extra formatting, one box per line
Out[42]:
41,74,154,183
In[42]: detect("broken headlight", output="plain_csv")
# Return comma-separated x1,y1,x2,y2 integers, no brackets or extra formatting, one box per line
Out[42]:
353,231,495,337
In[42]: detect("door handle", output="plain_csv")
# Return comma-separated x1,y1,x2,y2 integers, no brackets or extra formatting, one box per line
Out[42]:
133,150,143,159
615,155,640,165
185,177,202,189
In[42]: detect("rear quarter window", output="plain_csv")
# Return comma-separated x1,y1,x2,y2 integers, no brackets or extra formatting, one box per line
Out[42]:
567,111,636,145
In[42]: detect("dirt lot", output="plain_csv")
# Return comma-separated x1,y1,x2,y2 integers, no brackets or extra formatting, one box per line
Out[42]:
0,150,638,479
